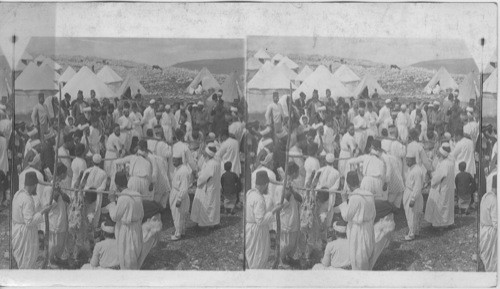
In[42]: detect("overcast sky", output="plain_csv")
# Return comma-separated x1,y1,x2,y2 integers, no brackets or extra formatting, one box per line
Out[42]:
248,37,474,67
25,37,244,66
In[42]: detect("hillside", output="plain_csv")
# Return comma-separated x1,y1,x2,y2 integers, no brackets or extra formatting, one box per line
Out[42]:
51,55,231,98
411,58,479,75
173,58,244,75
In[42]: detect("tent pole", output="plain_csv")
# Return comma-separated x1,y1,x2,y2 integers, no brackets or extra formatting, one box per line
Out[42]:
9,34,16,269
476,38,485,272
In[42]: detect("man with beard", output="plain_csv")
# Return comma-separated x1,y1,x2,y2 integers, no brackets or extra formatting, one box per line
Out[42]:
12,172,53,268
245,171,283,269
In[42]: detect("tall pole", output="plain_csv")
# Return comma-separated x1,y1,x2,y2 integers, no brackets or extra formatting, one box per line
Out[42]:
9,34,16,269
476,37,485,272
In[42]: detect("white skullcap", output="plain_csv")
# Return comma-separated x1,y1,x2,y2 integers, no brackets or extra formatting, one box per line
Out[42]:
207,132,216,140
317,106,326,112
172,145,183,159
150,99,156,104
332,221,347,233
401,104,407,109
192,104,198,108
101,222,114,233
165,104,171,110
428,103,434,108
205,143,216,157
27,128,38,137
82,107,91,112
231,106,238,113
325,153,335,163
197,101,204,106
78,123,89,130
443,132,452,140
433,101,440,106
385,99,392,104
92,154,102,164
466,107,474,113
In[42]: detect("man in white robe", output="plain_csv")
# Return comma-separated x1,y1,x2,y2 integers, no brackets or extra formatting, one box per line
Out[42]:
339,123,358,176
463,107,479,149
104,124,124,176
315,153,341,227
381,151,405,208
451,127,476,177
352,107,369,153
191,143,222,227
161,105,176,143
347,140,387,201
216,128,241,177
403,149,424,241
265,92,284,135
142,99,156,135
31,93,50,135
114,140,155,200
339,171,376,270
395,104,411,143
71,144,88,191
12,172,52,269
424,143,455,228
117,109,133,153
480,173,497,272
147,128,172,207
82,155,107,229
377,99,392,134
245,171,283,269
108,172,144,269
170,147,191,240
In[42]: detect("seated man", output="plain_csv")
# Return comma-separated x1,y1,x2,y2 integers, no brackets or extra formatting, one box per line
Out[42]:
312,220,351,270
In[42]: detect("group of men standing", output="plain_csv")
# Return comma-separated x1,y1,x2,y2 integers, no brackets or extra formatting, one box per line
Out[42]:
11,86,246,269
245,88,491,271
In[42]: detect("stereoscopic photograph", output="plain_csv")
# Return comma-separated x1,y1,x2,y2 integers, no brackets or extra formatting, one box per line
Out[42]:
245,34,497,272
7,36,245,270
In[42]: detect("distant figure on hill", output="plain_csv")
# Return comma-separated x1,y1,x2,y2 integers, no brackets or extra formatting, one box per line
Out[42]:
372,89,379,99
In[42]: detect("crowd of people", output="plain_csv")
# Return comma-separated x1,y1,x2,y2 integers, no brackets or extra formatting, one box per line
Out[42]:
11,87,246,269
245,88,497,271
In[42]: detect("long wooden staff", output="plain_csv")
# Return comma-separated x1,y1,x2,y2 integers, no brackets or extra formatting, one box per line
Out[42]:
41,84,62,269
273,88,293,269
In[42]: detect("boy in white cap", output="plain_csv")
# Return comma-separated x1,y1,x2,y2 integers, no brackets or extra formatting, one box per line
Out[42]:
312,220,350,270
83,219,120,270
82,154,107,229
425,143,455,229
170,145,191,240
191,143,222,228
403,148,424,241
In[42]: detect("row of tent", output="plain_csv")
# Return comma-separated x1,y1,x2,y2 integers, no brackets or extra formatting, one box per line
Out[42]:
248,55,386,100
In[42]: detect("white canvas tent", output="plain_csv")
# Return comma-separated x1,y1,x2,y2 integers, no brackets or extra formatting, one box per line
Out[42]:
97,65,123,84
458,72,480,103
277,56,299,71
296,65,313,83
254,49,271,62
247,57,263,71
332,64,360,83
58,66,76,85
273,63,298,81
34,55,46,66
292,65,351,100
221,71,243,103
423,67,458,94
0,69,11,98
13,60,26,72
247,61,275,89
62,66,116,100
117,74,149,97
483,68,497,94
352,73,387,99
272,53,283,65
15,62,58,114
186,67,220,94
39,63,60,82
41,57,62,71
